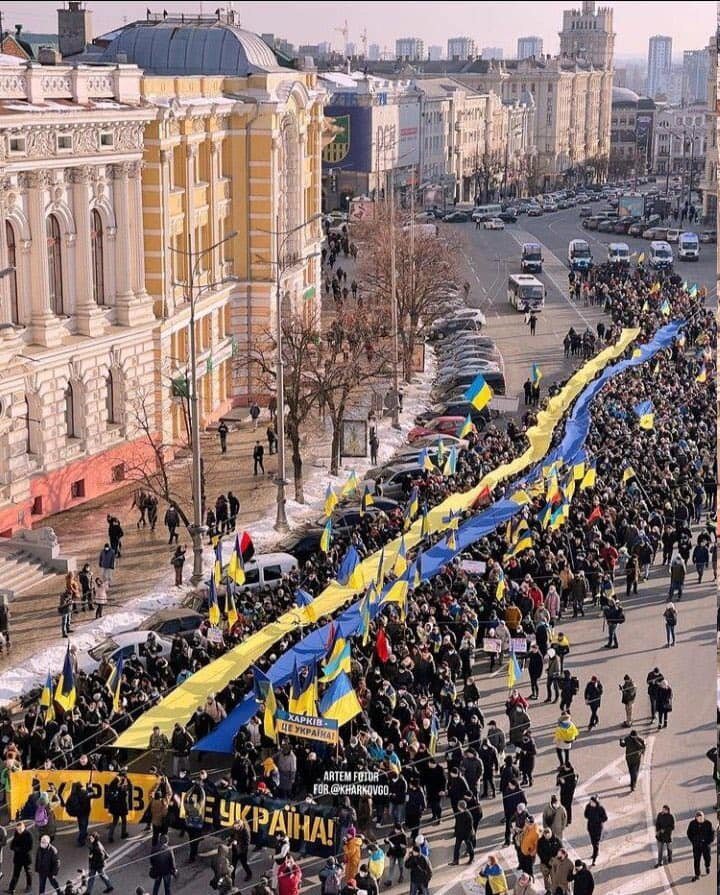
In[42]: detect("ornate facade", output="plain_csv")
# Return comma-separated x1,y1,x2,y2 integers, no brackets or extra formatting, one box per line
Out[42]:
0,61,156,535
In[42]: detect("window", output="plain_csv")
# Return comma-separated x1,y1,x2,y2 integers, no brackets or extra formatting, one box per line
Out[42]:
100,132,114,148
65,382,78,438
5,222,19,325
8,136,25,155
91,210,105,305
70,479,85,498
57,134,72,152
47,215,64,315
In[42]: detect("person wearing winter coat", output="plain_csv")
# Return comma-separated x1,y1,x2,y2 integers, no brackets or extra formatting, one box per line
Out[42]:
583,677,603,730
502,781,526,847
526,645,543,699
97,545,116,584
549,848,574,894
517,818,539,876
7,821,33,895
149,834,177,895
150,789,170,847
541,795,567,839
516,733,537,787
343,834,362,882
686,810,713,880
319,857,343,895
357,862,380,895
619,730,645,792
654,805,675,867
85,833,113,894
537,828,561,893
65,781,92,846
663,603,678,647
553,713,579,766
668,555,685,600
383,824,407,886
275,745,297,798
477,855,508,895
34,835,60,895
544,649,561,703
93,578,109,619
228,819,252,882
556,765,579,825
567,859,595,895
277,858,302,895
583,796,608,865
512,872,538,895
403,847,433,895
107,771,132,842
450,800,474,865
211,845,232,890
405,780,427,840
655,680,673,729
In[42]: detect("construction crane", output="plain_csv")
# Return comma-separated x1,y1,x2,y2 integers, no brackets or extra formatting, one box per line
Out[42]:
360,27,368,58
335,19,349,54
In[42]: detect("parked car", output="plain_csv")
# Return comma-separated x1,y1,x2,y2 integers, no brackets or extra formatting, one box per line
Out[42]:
443,211,471,223
700,230,717,243
275,527,322,565
315,507,385,532
408,416,468,442
627,222,645,236
133,608,204,640
483,218,505,230
498,210,517,223
221,552,298,592
428,317,483,340
597,219,615,232
665,228,680,243
527,205,543,216
578,207,592,218
360,465,419,499
77,632,172,675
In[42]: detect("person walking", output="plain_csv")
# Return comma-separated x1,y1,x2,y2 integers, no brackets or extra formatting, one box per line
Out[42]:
619,675,636,727
98,544,116,585
553,712,578,767
527,644,543,700
668,555,685,600
249,401,261,430
583,796,607,866
549,849,574,895
655,679,673,730
691,540,709,584
164,505,180,545
619,730,645,792
646,668,664,723
370,431,379,466
663,603,677,647
544,648,561,703
583,676,603,730
449,800,474,865
7,821,32,895
107,516,124,559
654,805,675,867
602,599,624,648
266,425,277,456
94,577,108,619
149,834,177,895
217,421,229,454
34,836,60,895
170,546,186,588
58,589,73,639
686,810,713,881
253,441,265,476
556,764,578,826
85,833,113,894
568,860,595,895
537,827,562,893
527,313,537,336
229,819,252,883
542,795,567,840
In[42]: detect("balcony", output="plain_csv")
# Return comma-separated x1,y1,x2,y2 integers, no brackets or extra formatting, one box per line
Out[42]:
194,182,209,208
168,188,184,218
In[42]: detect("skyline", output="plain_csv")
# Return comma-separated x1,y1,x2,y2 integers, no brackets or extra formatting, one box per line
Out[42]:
0,1,714,60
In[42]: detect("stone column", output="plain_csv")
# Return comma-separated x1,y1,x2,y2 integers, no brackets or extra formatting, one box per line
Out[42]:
24,171,64,348
70,166,105,337
209,140,221,282
112,162,153,327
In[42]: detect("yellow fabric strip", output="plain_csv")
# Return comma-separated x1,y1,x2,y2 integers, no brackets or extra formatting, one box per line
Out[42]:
115,327,638,749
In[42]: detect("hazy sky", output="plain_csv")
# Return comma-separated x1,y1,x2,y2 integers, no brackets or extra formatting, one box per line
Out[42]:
2,1,715,60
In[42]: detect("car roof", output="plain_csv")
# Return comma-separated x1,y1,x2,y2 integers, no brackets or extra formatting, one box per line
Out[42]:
246,551,297,566
608,243,629,250
650,240,671,249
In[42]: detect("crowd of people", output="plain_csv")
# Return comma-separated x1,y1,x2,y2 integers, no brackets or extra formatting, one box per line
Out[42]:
0,258,715,895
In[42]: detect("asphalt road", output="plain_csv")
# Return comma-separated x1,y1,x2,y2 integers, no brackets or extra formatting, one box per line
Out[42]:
52,207,716,895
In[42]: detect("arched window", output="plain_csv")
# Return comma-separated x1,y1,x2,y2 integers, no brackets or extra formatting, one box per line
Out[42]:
65,382,77,438
5,222,19,325
106,370,120,426
91,209,105,306
47,215,64,315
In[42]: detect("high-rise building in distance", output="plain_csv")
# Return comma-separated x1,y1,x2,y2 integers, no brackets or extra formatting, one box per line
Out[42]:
447,36,476,60
559,0,614,69
646,35,673,98
682,48,710,105
428,45,445,61
517,36,543,60
396,37,425,60
481,46,503,59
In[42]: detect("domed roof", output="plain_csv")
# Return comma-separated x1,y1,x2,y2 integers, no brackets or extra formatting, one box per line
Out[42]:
612,86,640,105
100,20,282,76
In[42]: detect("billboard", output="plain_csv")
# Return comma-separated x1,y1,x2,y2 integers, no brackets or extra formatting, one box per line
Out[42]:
618,194,645,218
322,105,373,172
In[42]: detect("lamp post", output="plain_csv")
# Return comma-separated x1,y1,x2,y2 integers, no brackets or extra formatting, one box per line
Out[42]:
172,230,238,584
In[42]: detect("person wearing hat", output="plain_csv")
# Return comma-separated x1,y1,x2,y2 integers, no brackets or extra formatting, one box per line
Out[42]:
549,847,574,895
583,676,603,730
653,804,675,868
544,649,561,703
686,810,713,881
403,845,433,895
619,729,645,792
319,858,343,895
556,764,579,825
449,800,474,865
583,796,607,866
517,816,539,877
620,674,637,727
476,854,508,895
537,827,561,893
106,770,132,843
343,832,363,883
553,712,579,767
383,823,407,887
567,859,595,895
512,871,539,895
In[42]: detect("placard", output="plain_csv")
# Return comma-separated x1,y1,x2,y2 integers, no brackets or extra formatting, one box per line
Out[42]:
482,637,501,654
462,560,487,575
275,709,339,745
510,637,528,654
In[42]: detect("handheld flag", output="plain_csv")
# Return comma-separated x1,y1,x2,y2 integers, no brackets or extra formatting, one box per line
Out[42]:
537,501,553,529
659,298,671,317
587,505,603,527
207,576,221,627
696,364,707,383
227,534,246,586
289,659,317,716
319,518,333,553
572,455,586,481
54,645,77,713
360,485,375,516
237,531,255,563
252,667,277,741
633,400,654,430
319,671,362,727
381,572,409,621
446,528,457,552
337,546,363,589
622,467,636,485
341,470,359,497
442,445,458,477
418,448,435,472
546,470,561,504
374,547,385,588
375,627,391,663
393,536,408,577
294,588,314,608
213,539,223,586
531,363,542,385
507,650,522,689
226,587,239,630
40,671,55,723
495,568,506,602
323,483,338,518
404,487,419,530
436,440,447,465
550,500,569,530
579,461,597,491
429,713,440,756
111,657,124,714
321,637,352,682
505,527,533,560
458,414,474,438
464,372,493,411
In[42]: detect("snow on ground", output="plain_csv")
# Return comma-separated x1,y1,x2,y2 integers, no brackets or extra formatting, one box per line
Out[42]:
251,349,437,552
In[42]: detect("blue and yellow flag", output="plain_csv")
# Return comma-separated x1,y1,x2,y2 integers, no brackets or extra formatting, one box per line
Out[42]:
659,298,671,317
458,414,474,438
226,587,239,630
505,528,533,560
696,364,707,383
550,501,569,530
111,656,124,714
507,650,522,689
393,536,408,577
40,671,55,723
572,454,586,481
510,489,531,505
538,500,553,529
404,487,419,530
579,461,597,491
252,666,277,741
443,445,458,477
446,528,458,552
337,546,363,589
295,588,313,609
429,713,440,756
54,645,76,713
360,485,375,516
495,568,506,602
633,400,654,430
531,363,542,385
227,534,245,586
324,483,338,518
381,570,410,620
319,518,333,553
622,466,636,484
213,540,223,586
208,576,221,627
321,637,352,682
436,440,447,465
319,671,362,727
546,470,561,504
418,448,435,472
464,372,493,411
289,659,317,716
341,470,359,497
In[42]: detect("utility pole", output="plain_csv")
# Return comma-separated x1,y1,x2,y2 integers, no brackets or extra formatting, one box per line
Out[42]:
389,167,400,429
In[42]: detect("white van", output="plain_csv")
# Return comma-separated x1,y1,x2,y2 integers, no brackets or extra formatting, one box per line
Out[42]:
607,242,630,264
678,232,700,261
507,274,545,312
568,239,593,271
649,241,673,271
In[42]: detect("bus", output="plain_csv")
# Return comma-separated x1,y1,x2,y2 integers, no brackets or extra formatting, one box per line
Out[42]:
508,274,545,313
472,204,503,222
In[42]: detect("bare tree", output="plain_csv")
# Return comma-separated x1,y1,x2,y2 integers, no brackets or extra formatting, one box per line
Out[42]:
356,204,454,381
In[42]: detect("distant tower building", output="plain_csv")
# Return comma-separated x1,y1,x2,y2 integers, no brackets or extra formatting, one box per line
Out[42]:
447,36,476,60
368,42,381,61
345,41,356,57
57,0,93,58
396,37,425,61
646,36,673,98
559,0,615,68
428,45,444,61
682,49,709,105
517,36,543,60
481,46,503,60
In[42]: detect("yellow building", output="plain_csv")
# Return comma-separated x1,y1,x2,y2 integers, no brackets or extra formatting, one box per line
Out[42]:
99,12,326,443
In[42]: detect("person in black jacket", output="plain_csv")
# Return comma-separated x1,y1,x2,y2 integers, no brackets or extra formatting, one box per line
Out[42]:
516,733,537,787
449,800,474,865
228,819,252,882
686,810,713,880
107,771,132,842
583,796,608,865
537,828,561,894
7,821,32,894
65,781,92,847
34,836,60,895
583,677,603,730
404,780,426,841
150,834,177,895
556,764,579,825
422,758,446,823
568,859,595,895
654,805,675,867
383,824,407,886
85,833,114,894
403,847,432,895
526,644,543,699
479,740,499,798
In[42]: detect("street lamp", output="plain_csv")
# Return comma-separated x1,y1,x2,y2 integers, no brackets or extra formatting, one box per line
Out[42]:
170,230,238,584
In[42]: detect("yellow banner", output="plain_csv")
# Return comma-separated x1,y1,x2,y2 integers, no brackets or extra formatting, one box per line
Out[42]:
116,328,639,749
9,771,158,824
